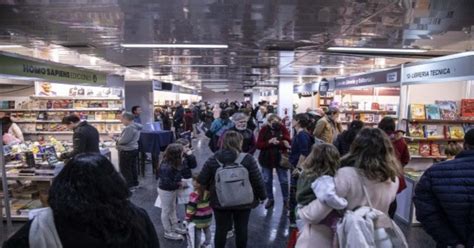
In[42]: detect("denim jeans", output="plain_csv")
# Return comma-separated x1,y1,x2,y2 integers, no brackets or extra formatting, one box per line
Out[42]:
261,167,289,202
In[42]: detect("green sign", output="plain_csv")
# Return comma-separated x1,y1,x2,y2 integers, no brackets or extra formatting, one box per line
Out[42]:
0,53,107,85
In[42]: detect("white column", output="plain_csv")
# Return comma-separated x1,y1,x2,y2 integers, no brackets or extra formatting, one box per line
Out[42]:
278,51,295,131
251,89,261,106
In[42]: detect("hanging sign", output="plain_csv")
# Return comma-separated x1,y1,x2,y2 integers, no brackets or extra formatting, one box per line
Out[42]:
402,53,474,84
335,68,400,89
0,53,107,85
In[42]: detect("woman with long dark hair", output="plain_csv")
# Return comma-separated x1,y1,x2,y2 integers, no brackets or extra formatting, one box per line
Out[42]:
333,120,364,156
4,153,159,248
296,128,400,247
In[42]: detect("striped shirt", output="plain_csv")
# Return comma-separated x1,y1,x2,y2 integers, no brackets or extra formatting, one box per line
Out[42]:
185,191,213,229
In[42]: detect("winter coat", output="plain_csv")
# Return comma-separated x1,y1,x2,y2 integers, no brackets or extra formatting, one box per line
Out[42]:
257,124,291,168
3,205,160,248
116,123,142,151
198,149,267,210
289,130,314,167
296,167,398,248
60,121,100,160
158,161,182,191
184,112,194,132
333,131,352,156
389,131,410,166
173,106,185,128
313,116,343,144
181,154,197,179
413,150,474,248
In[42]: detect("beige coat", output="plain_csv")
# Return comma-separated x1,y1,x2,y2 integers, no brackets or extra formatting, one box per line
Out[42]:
296,167,398,248
313,116,342,143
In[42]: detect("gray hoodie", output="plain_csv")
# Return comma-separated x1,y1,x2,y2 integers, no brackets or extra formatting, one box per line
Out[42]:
117,122,142,151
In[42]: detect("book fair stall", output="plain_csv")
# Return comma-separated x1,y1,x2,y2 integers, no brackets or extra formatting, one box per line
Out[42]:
331,67,402,127
395,51,474,225
0,53,119,227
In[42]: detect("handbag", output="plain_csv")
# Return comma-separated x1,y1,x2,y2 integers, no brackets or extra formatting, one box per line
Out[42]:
280,152,291,169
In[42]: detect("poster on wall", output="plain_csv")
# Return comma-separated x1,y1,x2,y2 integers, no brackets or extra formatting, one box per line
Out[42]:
35,82,123,98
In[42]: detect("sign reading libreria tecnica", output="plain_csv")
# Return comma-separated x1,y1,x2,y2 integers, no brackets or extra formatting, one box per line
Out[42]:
402,53,474,84
0,53,107,85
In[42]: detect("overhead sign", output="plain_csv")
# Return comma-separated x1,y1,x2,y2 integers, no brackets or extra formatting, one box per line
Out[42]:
402,53,474,84
152,80,162,90
335,68,400,89
0,53,107,85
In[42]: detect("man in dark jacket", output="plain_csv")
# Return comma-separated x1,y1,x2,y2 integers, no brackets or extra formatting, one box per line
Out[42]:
173,103,185,138
414,129,474,248
60,115,100,160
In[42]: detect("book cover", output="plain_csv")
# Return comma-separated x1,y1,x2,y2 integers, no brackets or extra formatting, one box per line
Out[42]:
409,104,426,120
408,143,419,155
435,100,459,120
419,142,431,157
408,123,425,138
448,125,465,139
425,125,445,139
461,99,474,117
431,143,441,157
425,104,441,120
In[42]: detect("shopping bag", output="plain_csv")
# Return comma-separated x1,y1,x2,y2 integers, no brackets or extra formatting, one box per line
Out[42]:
154,189,162,208
177,178,194,205
186,222,196,248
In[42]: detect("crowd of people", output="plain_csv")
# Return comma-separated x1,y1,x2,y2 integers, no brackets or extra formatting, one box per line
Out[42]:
3,99,474,248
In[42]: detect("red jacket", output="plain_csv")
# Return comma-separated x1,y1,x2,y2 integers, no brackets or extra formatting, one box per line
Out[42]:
184,112,194,132
256,124,291,168
390,131,410,166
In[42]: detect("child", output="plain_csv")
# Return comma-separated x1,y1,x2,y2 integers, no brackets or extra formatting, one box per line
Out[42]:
175,138,197,206
158,143,187,240
186,176,213,248
445,142,463,160
296,143,347,236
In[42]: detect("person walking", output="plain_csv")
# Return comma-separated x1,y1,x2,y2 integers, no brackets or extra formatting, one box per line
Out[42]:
333,120,364,156
207,109,234,152
115,112,142,190
313,107,342,143
60,115,100,160
219,112,257,154
296,128,400,247
158,144,188,240
4,153,160,248
414,129,474,248
256,114,291,209
173,102,185,137
198,131,266,248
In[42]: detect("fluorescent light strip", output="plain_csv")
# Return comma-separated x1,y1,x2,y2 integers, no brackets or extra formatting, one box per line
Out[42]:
327,47,427,54
0,45,22,49
161,64,228,68
121,44,228,49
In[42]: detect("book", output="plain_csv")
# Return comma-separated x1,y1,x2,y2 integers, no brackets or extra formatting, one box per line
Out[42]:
425,104,441,120
408,123,425,138
431,143,441,157
409,104,426,120
419,142,431,156
461,99,474,117
448,125,465,139
408,143,419,155
435,100,459,120
425,125,445,139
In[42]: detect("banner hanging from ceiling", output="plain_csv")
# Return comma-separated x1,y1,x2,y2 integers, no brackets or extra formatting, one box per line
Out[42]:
0,53,107,85
335,68,400,89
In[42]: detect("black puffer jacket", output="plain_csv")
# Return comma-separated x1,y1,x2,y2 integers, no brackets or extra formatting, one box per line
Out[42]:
198,149,267,210
414,150,474,248
60,121,100,160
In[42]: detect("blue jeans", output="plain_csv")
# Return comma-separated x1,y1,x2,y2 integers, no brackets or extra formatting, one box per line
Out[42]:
261,167,289,202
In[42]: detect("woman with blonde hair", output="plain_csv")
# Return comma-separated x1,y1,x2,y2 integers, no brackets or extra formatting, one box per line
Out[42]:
296,128,400,247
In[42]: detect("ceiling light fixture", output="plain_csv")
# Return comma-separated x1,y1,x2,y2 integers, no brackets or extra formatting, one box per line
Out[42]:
0,45,22,49
327,47,427,54
121,44,228,49
160,64,228,68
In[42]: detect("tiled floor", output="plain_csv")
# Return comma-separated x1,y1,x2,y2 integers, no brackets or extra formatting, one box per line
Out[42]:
1,135,437,247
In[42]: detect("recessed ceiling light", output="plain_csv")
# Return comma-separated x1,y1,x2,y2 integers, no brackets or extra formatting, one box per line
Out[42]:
121,44,228,49
327,47,427,54
0,45,22,49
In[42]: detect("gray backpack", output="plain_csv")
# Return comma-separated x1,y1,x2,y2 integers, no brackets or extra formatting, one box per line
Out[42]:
215,153,254,207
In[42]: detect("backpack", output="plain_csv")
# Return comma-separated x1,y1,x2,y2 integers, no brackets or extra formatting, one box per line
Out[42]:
215,153,254,207
336,181,408,248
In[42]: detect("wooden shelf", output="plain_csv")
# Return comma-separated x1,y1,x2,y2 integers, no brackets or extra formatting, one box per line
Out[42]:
341,110,397,115
404,119,474,124
30,96,123,100
410,155,448,159
24,131,121,135
404,136,464,142
341,121,377,125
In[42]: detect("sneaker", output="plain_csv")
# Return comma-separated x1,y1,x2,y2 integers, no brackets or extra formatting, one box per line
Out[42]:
226,229,235,239
164,232,184,240
265,199,274,209
174,226,187,235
